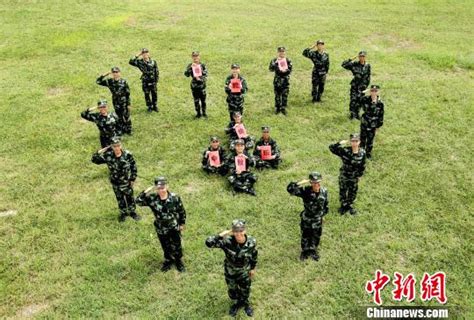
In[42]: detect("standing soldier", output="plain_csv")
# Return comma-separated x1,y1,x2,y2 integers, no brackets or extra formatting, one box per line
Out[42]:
91,138,141,222
269,47,293,115
129,48,159,113
360,85,384,160
96,67,132,135
341,50,371,119
253,126,281,169
202,136,228,176
184,51,208,118
225,64,248,121
329,134,367,215
226,139,257,196
81,99,118,148
136,177,186,273
287,172,329,261
205,219,258,317
302,40,330,103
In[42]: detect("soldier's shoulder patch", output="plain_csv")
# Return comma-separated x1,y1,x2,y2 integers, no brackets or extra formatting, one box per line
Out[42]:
247,236,257,247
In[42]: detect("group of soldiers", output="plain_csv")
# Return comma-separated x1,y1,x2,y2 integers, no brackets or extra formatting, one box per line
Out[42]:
79,42,385,317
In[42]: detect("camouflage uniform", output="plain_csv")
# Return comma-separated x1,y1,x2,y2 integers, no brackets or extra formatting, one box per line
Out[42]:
302,47,329,102
184,62,208,117
287,174,328,260
226,149,257,195
360,93,384,158
205,229,258,311
202,145,228,176
269,56,293,113
81,107,118,148
329,139,366,214
253,137,281,169
129,55,159,112
225,75,248,121
96,74,132,134
91,148,137,220
341,55,371,119
135,188,186,267
224,120,254,150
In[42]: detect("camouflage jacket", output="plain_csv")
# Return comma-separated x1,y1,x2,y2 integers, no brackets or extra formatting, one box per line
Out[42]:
184,63,208,89
129,57,159,83
329,142,366,179
302,49,330,74
341,59,371,87
91,149,137,184
269,58,293,78
136,191,186,234
81,109,118,137
360,96,384,128
287,183,328,226
226,151,255,175
225,121,248,141
253,138,280,159
224,75,248,95
96,76,131,106
206,234,258,271
202,146,227,167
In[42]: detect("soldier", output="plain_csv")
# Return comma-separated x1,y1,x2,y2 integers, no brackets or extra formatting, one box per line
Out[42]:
205,219,258,317
136,177,186,272
360,85,384,160
225,112,254,150
253,126,281,169
129,48,159,112
302,40,330,103
341,50,371,119
287,172,329,261
202,136,228,176
184,51,208,118
96,67,132,135
269,47,293,115
81,99,118,148
329,134,367,215
91,138,140,222
224,64,248,121
226,139,257,196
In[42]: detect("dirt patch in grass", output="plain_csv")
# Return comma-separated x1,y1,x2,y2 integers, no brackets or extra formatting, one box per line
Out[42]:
366,32,422,52
46,87,68,98
17,303,48,317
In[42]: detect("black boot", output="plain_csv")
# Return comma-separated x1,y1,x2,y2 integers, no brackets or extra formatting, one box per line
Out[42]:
349,206,358,215
300,252,308,261
152,105,159,112
243,303,254,317
309,251,320,261
229,303,240,317
281,108,287,115
130,213,141,221
160,260,173,272
195,112,202,118
118,214,127,223
175,259,186,273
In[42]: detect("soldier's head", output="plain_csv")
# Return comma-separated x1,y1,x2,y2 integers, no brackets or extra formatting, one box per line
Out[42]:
277,47,286,59
350,133,361,150
309,171,322,192
97,99,108,115
141,48,150,60
316,40,325,51
261,126,270,140
233,112,242,123
370,84,380,98
358,50,367,63
231,64,240,76
235,139,245,154
111,138,122,156
154,176,168,195
111,66,121,80
232,219,247,244
210,136,220,149
192,51,200,63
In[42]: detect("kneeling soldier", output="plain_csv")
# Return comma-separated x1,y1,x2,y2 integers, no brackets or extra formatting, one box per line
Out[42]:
253,126,281,169
227,140,257,196
202,136,228,175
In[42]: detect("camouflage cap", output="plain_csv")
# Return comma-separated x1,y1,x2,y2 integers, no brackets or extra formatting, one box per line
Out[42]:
192,51,200,56
111,66,120,73
97,99,108,107
309,171,322,183
210,136,220,142
232,219,246,232
358,50,367,56
141,48,149,53
316,39,325,45
231,63,240,69
370,84,380,90
277,46,286,52
350,133,361,141
111,137,121,145
154,176,167,187
234,139,245,146
261,126,270,132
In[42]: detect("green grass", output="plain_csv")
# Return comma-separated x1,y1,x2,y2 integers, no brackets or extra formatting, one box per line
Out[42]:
1,0,473,318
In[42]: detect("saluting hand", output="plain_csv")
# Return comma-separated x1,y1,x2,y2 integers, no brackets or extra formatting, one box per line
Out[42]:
98,146,110,154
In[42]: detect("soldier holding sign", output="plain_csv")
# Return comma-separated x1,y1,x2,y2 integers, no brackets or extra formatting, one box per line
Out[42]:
184,51,208,118
226,139,257,196
202,136,228,175
225,112,254,150
253,126,281,169
81,99,119,148
269,47,293,114
224,64,248,121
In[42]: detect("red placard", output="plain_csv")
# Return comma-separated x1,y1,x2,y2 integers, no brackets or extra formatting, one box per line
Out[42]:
260,145,272,160
235,155,247,173
278,58,288,72
230,78,242,93
234,124,248,139
208,151,220,167
192,64,202,77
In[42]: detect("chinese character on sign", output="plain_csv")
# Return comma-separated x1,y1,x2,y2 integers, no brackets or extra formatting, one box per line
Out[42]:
366,270,391,305
392,272,416,302
420,272,447,304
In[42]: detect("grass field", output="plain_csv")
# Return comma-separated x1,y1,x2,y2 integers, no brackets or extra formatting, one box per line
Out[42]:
1,0,473,318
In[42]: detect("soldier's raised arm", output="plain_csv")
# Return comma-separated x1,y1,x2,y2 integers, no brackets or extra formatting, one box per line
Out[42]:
302,47,315,58
287,181,304,197
91,149,108,164
205,231,229,249
135,187,152,206
129,54,140,67
80,107,97,122
329,141,348,157
96,73,109,87
341,57,355,70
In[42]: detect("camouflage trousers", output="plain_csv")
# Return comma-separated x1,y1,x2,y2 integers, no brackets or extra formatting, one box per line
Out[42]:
274,78,290,110
311,72,326,101
300,219,322,255
360,125,376,156
111,182,136,217
202,164,228,176
114,104,132,134
155,226,183,262
142,81,158,110
227,94,244,121
339,175,359,208
349,84,366,118
191,87,207,115
224,265,252,305
255,157,281,169
228,172,257,193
